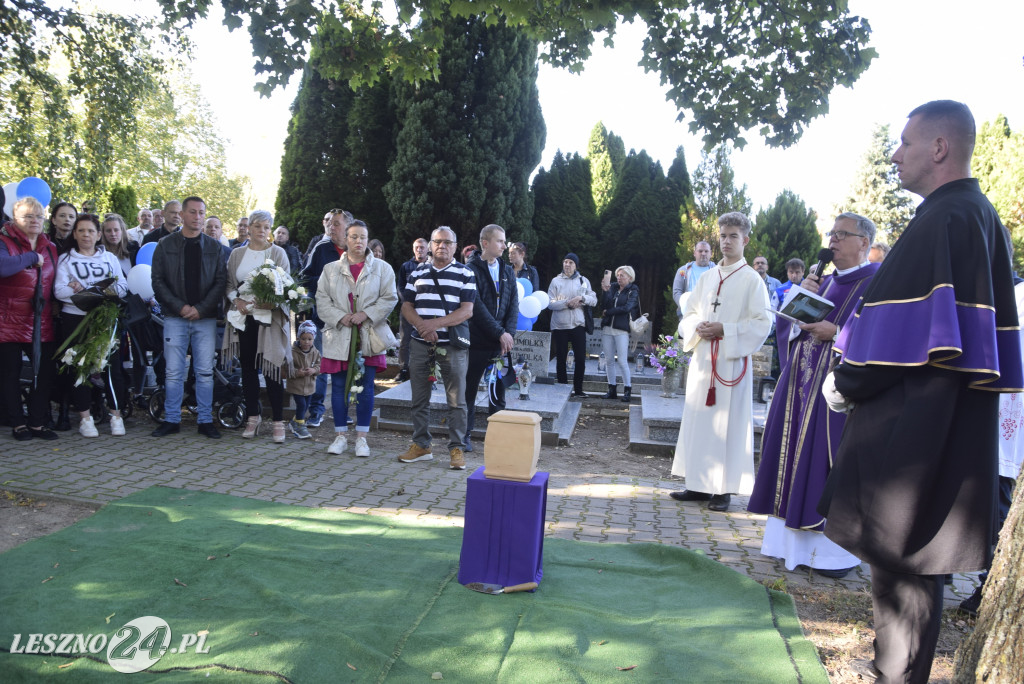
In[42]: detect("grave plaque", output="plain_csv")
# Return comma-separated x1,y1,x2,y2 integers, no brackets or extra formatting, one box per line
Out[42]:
511,330,552,379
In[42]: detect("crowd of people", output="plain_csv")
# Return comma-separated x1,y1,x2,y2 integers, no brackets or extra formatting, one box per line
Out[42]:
2,97,1018,683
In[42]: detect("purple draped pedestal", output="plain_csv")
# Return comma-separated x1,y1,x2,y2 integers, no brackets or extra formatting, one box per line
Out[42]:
458,466,547,588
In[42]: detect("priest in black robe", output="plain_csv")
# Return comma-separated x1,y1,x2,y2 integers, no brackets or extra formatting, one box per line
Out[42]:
819,100,1023,684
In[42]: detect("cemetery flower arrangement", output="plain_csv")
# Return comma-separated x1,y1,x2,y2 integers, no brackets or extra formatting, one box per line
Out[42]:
239,260,311,314
649,334,690,375
56,301,121,386
344,320,365,403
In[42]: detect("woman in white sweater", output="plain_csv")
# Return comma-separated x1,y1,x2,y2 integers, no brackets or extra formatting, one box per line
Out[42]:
54,214,129,437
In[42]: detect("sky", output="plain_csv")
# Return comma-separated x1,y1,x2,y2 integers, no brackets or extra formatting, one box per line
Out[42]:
137,0,1024,224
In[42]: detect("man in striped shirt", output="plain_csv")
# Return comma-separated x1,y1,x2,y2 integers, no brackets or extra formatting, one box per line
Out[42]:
398,226,476,470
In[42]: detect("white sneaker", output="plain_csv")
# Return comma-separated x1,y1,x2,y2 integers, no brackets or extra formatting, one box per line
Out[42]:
354,436,370,457
327,434,348,455
79,416,99,438
109,415,125,436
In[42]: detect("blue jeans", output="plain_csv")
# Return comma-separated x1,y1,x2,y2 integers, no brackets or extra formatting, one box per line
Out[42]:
163,317,217,424
309,325,327,417
292,394,310,421
331,365,377,432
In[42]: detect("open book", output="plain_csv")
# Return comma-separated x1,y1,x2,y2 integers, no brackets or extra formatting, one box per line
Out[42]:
770,284,835,325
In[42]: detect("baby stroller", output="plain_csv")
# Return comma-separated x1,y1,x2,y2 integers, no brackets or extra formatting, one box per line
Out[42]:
122,295,249,429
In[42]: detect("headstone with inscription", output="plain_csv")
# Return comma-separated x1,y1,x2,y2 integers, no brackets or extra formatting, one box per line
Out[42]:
511,330,552,380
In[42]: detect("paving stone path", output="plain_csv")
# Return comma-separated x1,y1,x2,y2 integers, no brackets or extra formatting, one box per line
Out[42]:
0,412,978,608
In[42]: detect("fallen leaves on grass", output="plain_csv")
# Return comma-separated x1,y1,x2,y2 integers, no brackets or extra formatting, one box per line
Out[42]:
347,663,357,670
105,613,115,624
174,578,188,587
41,576,53,583
616,665,637,671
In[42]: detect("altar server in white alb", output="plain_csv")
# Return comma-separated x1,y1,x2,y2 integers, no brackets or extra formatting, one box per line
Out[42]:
669,212,771,512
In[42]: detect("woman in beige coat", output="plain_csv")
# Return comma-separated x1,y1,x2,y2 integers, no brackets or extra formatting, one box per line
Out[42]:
222,210,291,443
316,220,398,457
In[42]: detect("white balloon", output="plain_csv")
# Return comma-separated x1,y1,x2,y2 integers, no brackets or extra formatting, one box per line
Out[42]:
529,290,550,310
127,264,154,300
2,181,18,219
519,295,542,318
516,281,525,300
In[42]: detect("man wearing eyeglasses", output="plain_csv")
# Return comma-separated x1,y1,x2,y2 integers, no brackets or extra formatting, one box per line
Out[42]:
398,226,476,470
749,212,880,582
819,100,1022,683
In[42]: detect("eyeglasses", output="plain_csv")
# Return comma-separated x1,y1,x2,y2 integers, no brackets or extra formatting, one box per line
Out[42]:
17,214,46,221
826,230,867,240
431,239,455,247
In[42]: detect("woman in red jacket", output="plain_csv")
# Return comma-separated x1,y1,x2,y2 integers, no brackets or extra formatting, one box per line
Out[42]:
0,197,60,440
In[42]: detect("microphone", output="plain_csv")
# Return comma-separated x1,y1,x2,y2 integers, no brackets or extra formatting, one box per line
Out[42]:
812,248,833,279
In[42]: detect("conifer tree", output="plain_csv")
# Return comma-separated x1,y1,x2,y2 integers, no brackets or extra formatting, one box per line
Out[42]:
587,123,626,216
531,151,598,285
598,150,689,331
836,123,914,244
384,16,545,251
691,143,752,224
972,115,1024,268
274,58,356,248
750,190,821,280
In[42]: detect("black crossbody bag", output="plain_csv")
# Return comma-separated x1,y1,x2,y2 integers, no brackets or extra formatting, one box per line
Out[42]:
429,271,471,349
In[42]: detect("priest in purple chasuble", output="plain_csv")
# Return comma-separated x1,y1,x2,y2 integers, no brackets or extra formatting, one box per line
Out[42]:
669,212,771,512
748,213,881,575
818,101,1024,683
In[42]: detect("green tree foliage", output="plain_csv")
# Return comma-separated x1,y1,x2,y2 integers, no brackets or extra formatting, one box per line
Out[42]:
1,3,169,203
749,190,821,280
107,78,254,225
836,123,914,244
384,15,545,250
274,59,356,248
587,123,626,216
156,1,874,149
108,184,138,221
531,151,599,286
596,149,690,334
686,143,752,264
973,115,1024,269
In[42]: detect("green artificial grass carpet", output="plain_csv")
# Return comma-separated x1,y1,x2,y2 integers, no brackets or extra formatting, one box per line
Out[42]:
0,487,827,683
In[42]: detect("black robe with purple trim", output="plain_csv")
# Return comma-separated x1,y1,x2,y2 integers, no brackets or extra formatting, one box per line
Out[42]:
818,178,1023,574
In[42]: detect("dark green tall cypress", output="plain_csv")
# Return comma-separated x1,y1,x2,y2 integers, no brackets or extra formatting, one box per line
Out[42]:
274,59,355,247
531,151,599,286
597,149,689,332
383,16,545,251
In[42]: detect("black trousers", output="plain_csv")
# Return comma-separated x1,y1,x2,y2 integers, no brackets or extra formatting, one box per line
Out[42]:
0,340,58,428
552,326,586,392
464,347,506,438
869,565,944,684
239,317,284,421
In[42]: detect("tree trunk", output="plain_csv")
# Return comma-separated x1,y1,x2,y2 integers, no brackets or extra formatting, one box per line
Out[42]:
953,469,1024,682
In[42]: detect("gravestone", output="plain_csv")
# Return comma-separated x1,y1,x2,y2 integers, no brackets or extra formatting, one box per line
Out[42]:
512,330,552,379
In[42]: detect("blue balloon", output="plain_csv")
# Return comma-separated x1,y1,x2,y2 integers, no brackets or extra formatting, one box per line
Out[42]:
135,242,157,266
16,177,52,207
517,277,533,297
517,312,534,331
